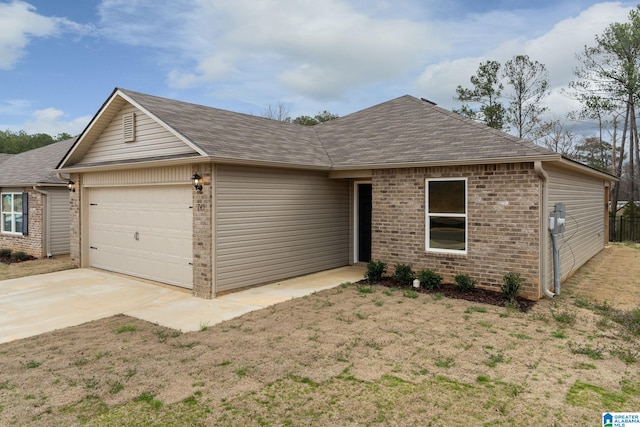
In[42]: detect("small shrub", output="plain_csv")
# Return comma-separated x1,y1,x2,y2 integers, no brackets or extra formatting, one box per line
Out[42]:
365,260,387,283
393,263,415,287
10,251,29,262
418,269,442,290
501,272,522,303
454,274,475,292
0,248,11,257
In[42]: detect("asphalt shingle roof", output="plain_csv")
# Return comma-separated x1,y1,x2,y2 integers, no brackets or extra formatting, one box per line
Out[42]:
0,153,13,166
315,95,555,167
121,90,557,169
121,89,329,168
0,138,76,185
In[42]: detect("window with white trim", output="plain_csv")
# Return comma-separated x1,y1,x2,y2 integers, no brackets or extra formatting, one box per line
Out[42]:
426,178,467,253
1,193,24,234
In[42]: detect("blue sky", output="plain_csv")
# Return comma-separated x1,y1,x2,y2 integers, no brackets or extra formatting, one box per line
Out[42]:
0,0,636,137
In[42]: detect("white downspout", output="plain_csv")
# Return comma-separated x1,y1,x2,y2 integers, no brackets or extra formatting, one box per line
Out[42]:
534,161,555,298
32,186,52,258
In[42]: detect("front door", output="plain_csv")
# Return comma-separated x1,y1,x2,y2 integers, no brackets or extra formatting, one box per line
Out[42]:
357,183,372,263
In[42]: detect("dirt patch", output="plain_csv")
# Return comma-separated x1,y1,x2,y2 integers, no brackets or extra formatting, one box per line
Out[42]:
0,245,639,426
562,243,640,309
0,255,75,281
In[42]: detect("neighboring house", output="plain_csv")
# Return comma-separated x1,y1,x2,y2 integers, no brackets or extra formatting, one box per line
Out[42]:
1,139,75,258
615,201,639,215
56,88,615,300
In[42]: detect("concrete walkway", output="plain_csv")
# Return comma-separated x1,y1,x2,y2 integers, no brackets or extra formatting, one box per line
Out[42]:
0,266,364,344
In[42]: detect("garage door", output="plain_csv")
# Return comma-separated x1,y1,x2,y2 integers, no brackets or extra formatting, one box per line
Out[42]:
88,186,193,288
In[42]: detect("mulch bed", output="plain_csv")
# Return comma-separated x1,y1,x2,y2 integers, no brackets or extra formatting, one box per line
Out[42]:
359,278,537,312
0,254,36,265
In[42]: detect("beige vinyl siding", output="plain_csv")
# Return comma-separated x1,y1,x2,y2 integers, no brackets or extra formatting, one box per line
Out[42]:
48,187,70,255
215,165,350,293
83,165,193,186
545,165,605,289
79,104,197,165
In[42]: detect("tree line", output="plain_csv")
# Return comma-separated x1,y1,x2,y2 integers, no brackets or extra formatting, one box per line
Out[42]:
0,130,73,154
454,6,640,213
261,103,339,126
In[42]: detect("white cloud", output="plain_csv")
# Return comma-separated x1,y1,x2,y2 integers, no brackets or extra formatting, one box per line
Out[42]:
92,0,639,122
19,108,89,136
99,0,442,100
415,2,633,114
0,98,31,115
0,1,93,70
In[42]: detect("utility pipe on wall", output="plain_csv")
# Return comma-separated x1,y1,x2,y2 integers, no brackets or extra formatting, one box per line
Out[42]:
550,233,561,295
549,203,566,296
534,161,556,298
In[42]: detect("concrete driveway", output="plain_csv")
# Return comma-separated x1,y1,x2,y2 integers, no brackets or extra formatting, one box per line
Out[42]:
0,266,364,344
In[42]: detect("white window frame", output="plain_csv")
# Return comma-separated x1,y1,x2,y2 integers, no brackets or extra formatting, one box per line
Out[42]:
425,178,467,254
1,192,23,235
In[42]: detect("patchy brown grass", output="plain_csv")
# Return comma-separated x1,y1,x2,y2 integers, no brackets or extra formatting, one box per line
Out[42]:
0,255,74,281
0,245,639,426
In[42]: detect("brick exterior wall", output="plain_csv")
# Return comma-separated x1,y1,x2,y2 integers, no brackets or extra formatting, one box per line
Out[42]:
192,164,213,298
69,174,81,267
372,163,541,300
0,188,45,258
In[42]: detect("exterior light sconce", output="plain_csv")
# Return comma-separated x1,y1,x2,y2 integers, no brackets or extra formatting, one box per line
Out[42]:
191,173,203,191
67,180,76,192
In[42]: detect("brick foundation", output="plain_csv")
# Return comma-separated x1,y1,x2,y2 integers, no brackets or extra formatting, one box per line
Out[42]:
371,163,541,300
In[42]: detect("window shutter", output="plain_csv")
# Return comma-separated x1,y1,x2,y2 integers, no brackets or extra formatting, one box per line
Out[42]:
123,113,136,142
22,192,28,236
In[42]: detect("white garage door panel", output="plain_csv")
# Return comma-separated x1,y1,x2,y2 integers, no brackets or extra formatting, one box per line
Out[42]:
88,186,193,289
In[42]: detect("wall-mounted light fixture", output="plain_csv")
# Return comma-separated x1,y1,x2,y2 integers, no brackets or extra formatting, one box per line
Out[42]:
191,173,203,191
67,180,76,192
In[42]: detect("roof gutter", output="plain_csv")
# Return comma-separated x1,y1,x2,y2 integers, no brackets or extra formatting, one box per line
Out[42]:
534,161,555,298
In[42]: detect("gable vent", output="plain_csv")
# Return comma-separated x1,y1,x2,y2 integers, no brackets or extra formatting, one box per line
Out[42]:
123,113,136,143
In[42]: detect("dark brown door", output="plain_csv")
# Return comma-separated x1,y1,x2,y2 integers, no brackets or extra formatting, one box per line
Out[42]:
357,183,372,262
